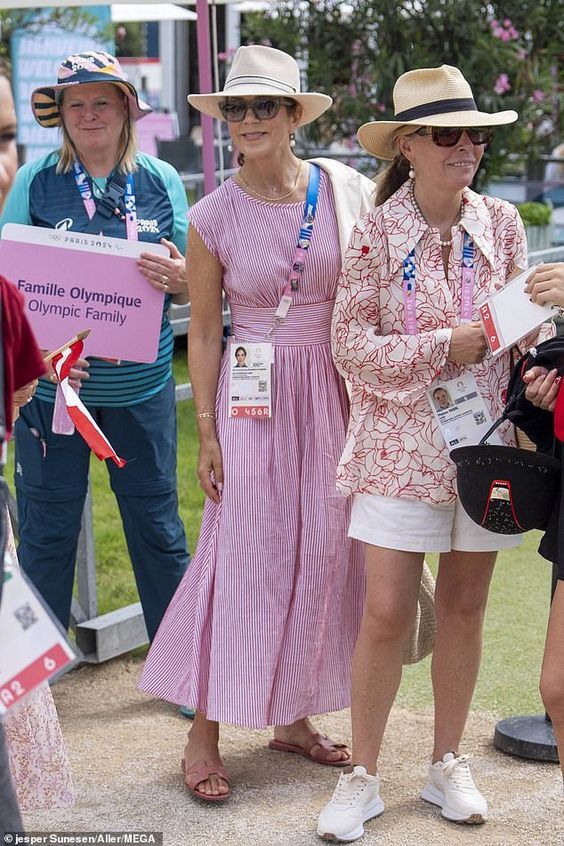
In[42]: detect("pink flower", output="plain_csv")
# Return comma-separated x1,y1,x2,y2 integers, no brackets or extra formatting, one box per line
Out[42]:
217,47,237,62
376,102,386,113
492,17,519,40
516,47,527,60
494,73,511,95
532,89,546,103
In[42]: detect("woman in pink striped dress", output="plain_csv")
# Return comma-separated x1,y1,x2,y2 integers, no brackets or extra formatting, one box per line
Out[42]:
138,45,373,801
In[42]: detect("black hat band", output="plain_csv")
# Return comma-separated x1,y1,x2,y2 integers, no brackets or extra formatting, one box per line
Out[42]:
395,97,477,122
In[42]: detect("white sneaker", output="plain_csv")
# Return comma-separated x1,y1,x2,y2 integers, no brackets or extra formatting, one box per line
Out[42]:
317,765,384,842
421,752,487,824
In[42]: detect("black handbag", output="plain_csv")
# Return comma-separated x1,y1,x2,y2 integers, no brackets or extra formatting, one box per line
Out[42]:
451,338,564,534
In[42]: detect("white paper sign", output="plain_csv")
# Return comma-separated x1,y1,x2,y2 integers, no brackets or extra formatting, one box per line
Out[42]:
479,267,555,356
428,373,501,450
0,559,76,714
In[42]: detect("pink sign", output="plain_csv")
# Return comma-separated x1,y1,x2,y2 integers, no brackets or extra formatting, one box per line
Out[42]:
137,112,179,158
0,224,167,363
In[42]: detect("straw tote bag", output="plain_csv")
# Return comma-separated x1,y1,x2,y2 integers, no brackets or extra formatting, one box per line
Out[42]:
510,346,537,452
403,561,436,664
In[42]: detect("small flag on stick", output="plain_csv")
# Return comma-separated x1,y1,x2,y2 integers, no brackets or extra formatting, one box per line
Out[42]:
43,329,92,363
52,339,126,467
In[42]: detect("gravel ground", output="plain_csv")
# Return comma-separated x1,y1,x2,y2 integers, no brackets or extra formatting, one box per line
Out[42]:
23,656,563,846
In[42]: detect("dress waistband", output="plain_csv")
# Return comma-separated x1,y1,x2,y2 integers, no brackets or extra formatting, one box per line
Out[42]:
230,300,334,346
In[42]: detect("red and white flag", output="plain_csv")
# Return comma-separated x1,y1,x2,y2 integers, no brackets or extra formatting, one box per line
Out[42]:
52,340,126,467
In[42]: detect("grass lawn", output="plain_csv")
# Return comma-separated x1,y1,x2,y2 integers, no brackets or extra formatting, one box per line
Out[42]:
85,339,206,614
397,537,552,716
5,340,555,718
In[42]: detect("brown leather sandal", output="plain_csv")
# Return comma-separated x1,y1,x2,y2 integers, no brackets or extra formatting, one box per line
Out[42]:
181,757,231,802
268,732,351,767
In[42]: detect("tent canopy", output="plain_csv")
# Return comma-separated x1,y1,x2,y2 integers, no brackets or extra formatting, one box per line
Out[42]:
111,3,197,21
1,0,245,6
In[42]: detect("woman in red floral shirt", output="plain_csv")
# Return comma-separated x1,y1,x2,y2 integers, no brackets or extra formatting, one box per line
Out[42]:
317,65,549,843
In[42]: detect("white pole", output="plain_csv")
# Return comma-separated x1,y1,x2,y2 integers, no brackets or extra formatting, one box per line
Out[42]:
159,20,176,112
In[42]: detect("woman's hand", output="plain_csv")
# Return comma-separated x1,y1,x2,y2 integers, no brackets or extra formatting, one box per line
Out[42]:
526,263,564,308
13,380,38,407
137,237,188,300
42,354,90,390
523,366,561,412
197,427,224,504
447,321,488,364
67,358,90,390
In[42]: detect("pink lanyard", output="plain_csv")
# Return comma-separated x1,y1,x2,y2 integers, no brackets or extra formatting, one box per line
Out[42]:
72,160,139,241
402,232,475,334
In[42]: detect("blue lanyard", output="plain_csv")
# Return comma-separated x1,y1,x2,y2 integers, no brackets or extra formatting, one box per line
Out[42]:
72,159,96,217
123,174,139,241
271,163,321,329
402,231,475,334
287,163,320,291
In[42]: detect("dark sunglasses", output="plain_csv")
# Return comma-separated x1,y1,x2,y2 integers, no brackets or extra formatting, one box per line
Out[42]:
218,97,295,122
416,126,493,147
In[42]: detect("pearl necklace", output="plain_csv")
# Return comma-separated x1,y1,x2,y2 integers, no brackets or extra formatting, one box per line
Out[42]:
237,160,303,202
409,182,463,248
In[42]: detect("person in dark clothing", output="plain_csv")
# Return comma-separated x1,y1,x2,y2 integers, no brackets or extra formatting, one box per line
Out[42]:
523,261,564,794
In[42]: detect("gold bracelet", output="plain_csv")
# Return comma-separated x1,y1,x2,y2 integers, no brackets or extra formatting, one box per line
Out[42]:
195,411,216,420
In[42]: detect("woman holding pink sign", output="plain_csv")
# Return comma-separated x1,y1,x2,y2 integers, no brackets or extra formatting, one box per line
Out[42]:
0,52,189,641
0,61,73,822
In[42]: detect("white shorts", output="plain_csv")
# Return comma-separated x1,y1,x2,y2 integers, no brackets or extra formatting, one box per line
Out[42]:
349,492,523,553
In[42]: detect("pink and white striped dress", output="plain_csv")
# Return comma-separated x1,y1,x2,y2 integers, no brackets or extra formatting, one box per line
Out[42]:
138,171,365,728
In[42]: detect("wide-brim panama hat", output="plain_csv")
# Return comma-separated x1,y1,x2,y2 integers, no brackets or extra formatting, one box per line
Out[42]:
31,51,152,128
358,64,518,160
451,444,560,534
188,45,332,127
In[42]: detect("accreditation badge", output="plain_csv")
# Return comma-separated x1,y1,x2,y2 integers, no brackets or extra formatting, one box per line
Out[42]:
427,373,501,449
228,341,274,419
0,553,76,714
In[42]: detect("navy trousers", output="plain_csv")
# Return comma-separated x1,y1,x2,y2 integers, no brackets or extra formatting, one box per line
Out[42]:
14,377,188,641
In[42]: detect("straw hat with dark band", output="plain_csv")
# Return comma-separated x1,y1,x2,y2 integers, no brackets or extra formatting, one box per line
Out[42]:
358,65,518,160
31,51,152,129
188,45,332,128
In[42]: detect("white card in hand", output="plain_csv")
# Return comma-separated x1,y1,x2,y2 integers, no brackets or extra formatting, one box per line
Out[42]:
479,267,555,356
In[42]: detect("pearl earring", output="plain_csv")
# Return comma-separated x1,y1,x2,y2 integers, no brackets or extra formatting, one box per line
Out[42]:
408,165,415,179
289,133,296,149
227,142,233,153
